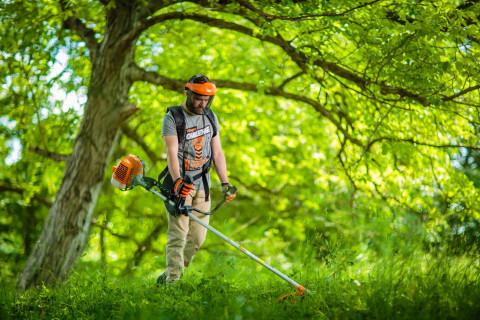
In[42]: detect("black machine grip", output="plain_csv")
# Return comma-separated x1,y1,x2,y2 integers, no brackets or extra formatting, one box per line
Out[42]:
173,175,194,216
183,174,193,185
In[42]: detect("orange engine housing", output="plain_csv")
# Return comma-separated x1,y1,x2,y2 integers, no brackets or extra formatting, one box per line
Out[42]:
112,154,144,185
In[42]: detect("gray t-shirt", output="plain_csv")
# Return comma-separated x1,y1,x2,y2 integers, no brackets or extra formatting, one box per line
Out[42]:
161,106,220,190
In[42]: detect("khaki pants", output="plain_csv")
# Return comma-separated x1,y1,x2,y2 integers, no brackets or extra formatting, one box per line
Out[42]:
165,189,210,283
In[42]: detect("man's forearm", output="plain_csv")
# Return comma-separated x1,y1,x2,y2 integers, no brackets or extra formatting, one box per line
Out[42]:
213,152,229,183
163,135,181,180
167,152,181,180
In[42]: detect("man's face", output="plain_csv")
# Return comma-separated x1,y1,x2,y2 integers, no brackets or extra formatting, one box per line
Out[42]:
189,93,211,114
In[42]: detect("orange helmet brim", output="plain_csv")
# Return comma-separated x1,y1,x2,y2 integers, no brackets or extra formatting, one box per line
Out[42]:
185,82,216,96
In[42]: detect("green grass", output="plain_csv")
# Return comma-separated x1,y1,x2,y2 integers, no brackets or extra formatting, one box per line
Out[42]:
2,250,480,320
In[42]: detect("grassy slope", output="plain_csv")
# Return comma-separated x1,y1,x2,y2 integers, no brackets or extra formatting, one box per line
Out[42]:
2,250,480,320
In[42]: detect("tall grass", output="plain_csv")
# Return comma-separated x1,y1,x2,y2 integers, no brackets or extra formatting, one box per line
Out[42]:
2,248,479,319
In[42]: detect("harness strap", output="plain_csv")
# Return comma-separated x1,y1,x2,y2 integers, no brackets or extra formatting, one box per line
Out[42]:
194,158,212,201
158,166,169,182
159,157,212,201
159,105,217,202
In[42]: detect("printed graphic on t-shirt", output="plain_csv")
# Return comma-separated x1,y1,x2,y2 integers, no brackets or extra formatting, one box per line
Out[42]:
184,125,210,171
193,136,204,160
185,125,211,140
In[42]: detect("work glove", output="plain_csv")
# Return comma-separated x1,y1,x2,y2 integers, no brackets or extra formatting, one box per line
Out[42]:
174,177,194,198
221,182,237,203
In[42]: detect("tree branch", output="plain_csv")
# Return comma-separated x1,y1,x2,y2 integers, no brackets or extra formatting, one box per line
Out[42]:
146,0,180,15
60,0,99,58
179,13,434,105
360,104,395,157
122,222,164,274
370,180,423,219
126,11,477,154
91,221,138,243
457,0,480,10
127,63,184,91
230,216,261,236
337,141,358,192
386,1,480,43
443,85,480,102
0,183,52,207
127,11,434,107
217,79,362,146
123,11,286,55
369,137,480,150
278,71,305,90
120,123,166,164
237,0,381,21
29,146,70,162
127,63,364,148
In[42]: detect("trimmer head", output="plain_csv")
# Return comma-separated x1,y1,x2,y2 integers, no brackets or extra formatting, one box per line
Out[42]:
279,285,306,303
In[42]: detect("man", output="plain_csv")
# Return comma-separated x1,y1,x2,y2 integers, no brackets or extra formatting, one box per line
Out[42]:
157,75,236,285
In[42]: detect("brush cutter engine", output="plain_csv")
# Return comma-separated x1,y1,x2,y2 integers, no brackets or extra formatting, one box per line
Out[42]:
111,154,144,190
110,154,183,215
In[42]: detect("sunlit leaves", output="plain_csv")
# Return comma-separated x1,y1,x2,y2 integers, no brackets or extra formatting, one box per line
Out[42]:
1,0,480,279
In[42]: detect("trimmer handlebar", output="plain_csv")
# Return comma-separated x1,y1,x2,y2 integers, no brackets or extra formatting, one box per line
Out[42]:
128,174,235,216
182,186,237,216
111,154,235,216
183,174,194,185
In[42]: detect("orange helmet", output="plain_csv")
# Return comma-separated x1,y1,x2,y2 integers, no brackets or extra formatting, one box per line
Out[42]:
185,82,216,96
185,75,216,114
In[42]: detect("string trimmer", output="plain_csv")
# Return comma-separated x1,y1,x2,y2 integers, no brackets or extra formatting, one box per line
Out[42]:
111,154,311,299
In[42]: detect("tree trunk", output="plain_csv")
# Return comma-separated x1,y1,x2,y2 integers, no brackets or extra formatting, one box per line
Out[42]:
17,3,140,292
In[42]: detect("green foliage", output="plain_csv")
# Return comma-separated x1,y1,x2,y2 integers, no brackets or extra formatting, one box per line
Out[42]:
1,0,480,299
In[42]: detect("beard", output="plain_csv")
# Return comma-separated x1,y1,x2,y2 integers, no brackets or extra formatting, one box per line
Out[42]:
187,102,205,115
186,91,214,115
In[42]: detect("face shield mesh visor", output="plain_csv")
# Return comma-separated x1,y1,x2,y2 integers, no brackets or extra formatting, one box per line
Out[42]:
186,90,215,114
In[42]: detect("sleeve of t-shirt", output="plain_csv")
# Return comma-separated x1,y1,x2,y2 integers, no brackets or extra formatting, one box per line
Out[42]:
213,112,220,135
161,112,177,136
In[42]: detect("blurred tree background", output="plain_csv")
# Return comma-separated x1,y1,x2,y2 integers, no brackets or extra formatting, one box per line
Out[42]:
1,0,479,291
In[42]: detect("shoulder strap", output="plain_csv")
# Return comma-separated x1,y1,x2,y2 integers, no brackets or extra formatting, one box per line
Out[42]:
204,108,218,138
159,106,186,182
166,106,185,144
160,106,217,198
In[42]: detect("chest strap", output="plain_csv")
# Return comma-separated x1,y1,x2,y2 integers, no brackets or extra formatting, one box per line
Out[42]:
158,157,213,201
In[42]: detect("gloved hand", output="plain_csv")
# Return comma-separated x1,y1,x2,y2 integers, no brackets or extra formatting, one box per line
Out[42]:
174,177,194,198
221,182,237,203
